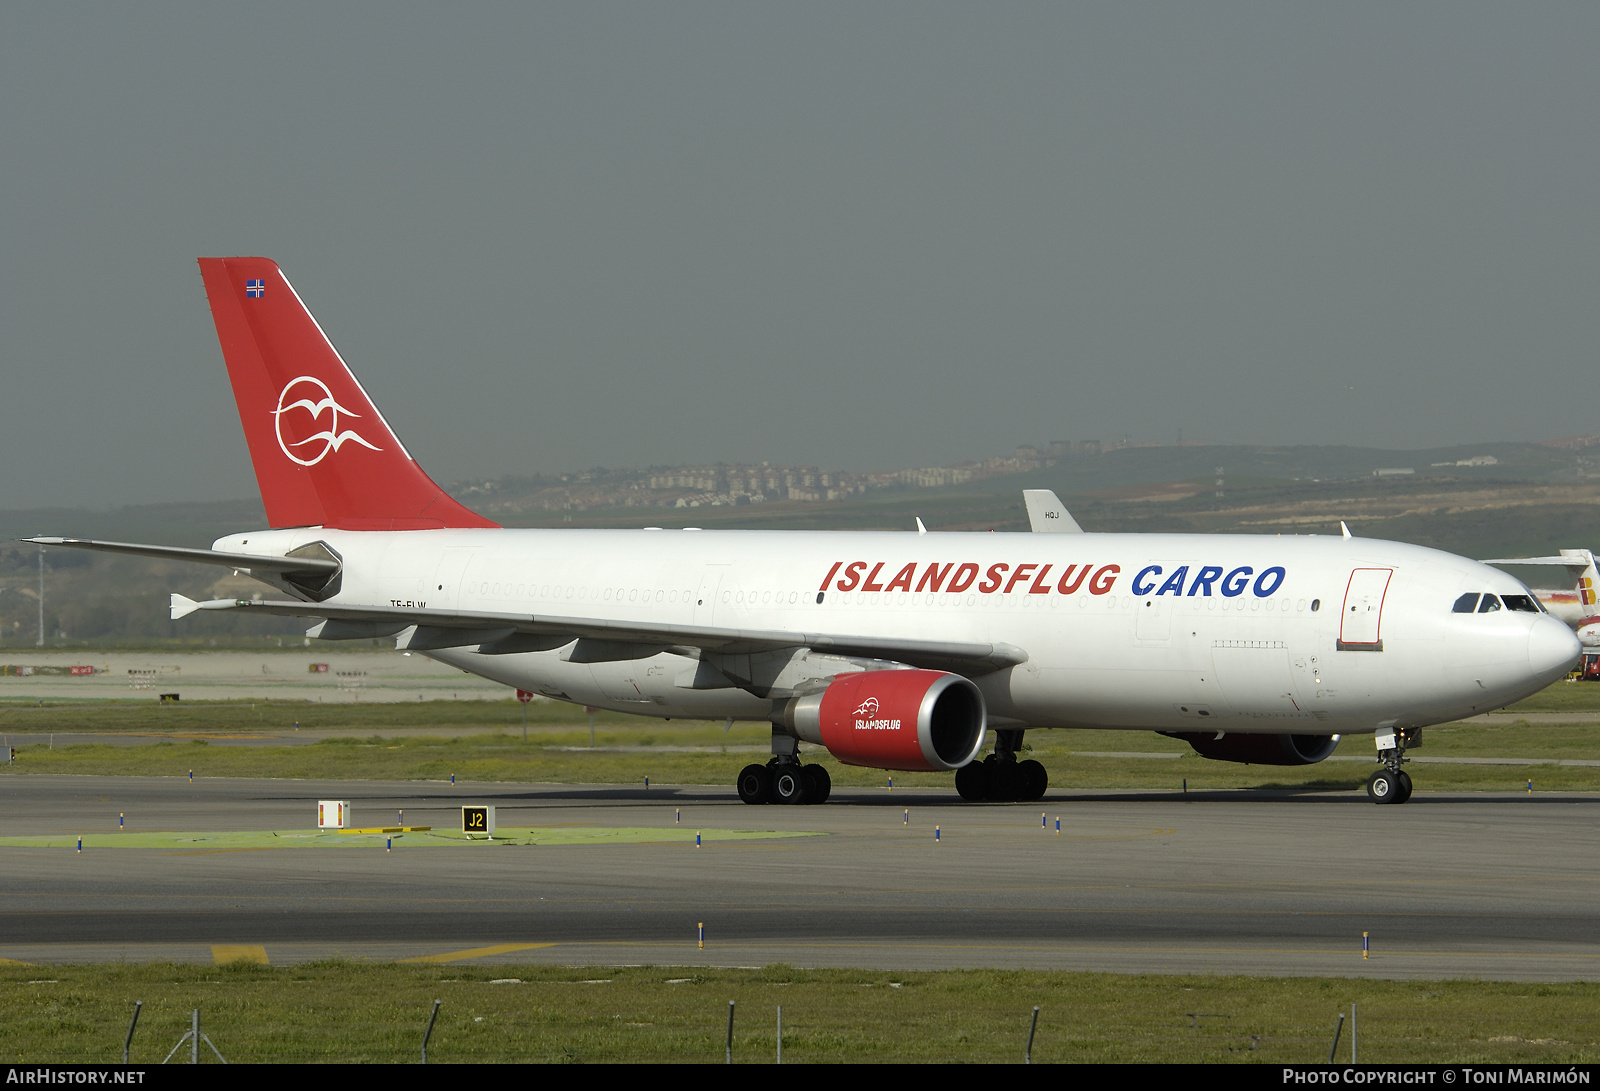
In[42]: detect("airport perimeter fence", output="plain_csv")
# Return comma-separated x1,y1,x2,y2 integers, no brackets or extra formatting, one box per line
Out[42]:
50,966,1574,1062
85,997,1387,1065
103,997,1065,1065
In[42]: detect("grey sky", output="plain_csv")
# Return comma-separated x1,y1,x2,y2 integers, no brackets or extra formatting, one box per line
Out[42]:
2,4,1597,509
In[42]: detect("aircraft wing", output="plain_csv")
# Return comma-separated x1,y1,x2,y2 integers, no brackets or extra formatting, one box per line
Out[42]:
170,595,1029,674
1022,489,1083,533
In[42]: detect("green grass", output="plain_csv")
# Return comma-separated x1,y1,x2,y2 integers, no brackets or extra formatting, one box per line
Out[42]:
4,697,1600,791
4,728,1599,792
1504,683,1600,713
3,962,1595,1064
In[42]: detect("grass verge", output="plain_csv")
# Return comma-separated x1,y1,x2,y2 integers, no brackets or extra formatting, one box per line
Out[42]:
2,698,1599,792
3,729,1600,791
4,962,1596,1064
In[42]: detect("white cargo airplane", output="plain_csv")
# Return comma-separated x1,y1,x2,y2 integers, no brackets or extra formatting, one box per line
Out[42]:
28,258,1581,806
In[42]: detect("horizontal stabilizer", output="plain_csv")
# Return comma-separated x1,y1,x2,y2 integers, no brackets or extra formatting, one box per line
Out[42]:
26,537,340,575
1022,490,1083,533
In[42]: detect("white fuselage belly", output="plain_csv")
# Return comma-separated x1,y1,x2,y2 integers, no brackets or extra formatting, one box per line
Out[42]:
215,527,1574,736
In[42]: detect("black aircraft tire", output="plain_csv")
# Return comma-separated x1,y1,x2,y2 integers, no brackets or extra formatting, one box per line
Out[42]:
1367,769,1399,804
737,764,772,805
1019,759,1048,802
1396,770,1413,803
955,762,989,802
988,759,1022,803
773,765,810,805
804,764,832,804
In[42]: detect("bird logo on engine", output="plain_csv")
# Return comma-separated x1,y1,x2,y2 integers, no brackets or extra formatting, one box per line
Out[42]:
853,696,879,718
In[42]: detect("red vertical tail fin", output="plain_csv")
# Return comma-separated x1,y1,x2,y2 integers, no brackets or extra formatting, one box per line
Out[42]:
198,257,497,530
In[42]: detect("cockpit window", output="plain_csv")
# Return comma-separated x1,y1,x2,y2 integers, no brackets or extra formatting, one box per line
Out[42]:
1455,591,1540,615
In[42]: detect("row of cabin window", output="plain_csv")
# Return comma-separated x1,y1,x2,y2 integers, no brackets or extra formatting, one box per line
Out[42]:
1451,592,1541,614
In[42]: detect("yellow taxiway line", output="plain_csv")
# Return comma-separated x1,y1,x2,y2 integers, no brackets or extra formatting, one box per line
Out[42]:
211,944,269,965
400,943,557,964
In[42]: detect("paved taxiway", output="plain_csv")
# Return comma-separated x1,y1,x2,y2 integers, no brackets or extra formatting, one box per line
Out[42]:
3,775,1597,981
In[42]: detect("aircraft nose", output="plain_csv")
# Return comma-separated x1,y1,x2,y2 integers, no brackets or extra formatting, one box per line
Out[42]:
1529,616,1582,679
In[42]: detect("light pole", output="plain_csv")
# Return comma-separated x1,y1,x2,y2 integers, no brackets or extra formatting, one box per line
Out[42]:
37,544,45,648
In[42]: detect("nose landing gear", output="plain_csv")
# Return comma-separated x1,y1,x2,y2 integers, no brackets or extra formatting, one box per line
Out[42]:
1367,727,1418,804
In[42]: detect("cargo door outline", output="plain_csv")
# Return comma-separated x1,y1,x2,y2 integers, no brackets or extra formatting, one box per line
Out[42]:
431,549,474,611
1134,594,1171,644
1211,639,1305,720
1338,568,1393,651
693,565,728,626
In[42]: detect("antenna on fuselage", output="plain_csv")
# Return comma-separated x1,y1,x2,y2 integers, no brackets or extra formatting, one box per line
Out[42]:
1341,521,1353,540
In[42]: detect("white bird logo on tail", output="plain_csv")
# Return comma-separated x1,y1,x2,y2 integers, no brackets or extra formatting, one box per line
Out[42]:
273,376,382,466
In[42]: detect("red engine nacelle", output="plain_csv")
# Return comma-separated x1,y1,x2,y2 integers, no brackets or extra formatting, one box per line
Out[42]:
783,669,987,772
1164,731,1340,766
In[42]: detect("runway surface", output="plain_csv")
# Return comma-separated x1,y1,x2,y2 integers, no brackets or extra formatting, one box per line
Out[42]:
3,774,1598,980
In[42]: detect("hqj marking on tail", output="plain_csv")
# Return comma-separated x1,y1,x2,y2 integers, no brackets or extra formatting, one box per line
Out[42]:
29,258,1580,806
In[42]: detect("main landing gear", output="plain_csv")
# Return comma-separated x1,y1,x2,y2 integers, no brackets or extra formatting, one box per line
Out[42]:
736,759,832,805
737,727,831,805
955,729,1048,803
1367,727,1418,805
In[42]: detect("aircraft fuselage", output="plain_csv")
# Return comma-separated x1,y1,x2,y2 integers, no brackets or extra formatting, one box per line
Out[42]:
215,526,1578,737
